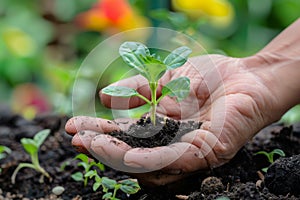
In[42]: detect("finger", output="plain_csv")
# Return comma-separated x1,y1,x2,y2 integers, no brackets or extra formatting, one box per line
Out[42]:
89,134,133,171
123,143,200,172
161,142,208,173
180,129,229,168
65,116,120,135
100,75,151,109
71,130,100,155
131,171,188,186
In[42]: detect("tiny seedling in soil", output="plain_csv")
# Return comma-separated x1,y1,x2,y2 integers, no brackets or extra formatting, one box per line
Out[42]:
86,170,140,200
255,148,285,172
11,129,51,184
71,153,105,187
0,145,11,174
102,41,192,125
72,153,140,199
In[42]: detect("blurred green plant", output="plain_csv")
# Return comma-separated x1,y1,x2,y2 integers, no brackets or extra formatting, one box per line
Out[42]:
71,153,140,199
86,170,140,200
71,153,105,187
255,149,285,172
280,104,300,125
11,129,51,184
0,145,11,174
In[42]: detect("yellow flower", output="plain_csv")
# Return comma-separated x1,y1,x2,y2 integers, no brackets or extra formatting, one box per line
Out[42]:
2,27,36,57
172,0,234,27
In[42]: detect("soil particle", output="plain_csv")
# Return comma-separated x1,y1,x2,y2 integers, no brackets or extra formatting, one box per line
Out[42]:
264,154,300,196
200,176,224,194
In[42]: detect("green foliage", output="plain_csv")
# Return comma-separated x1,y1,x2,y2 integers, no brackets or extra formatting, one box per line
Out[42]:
71,153,140,199
102,41,191,125
71,153,105,187
255,149,285,172
0,145,11,160
0,145,11,174
87,171,140,200
280,104,300,125
11,129,51,184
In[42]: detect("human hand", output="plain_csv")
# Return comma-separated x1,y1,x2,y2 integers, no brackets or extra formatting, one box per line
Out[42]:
65,54,282,185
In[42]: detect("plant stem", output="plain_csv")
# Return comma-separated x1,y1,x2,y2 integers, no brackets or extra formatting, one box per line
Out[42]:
135,93,151,105
31,152,51,179
11,163,36,184
149,82,158,125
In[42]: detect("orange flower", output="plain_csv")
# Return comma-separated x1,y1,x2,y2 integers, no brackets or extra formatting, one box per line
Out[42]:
76,0,149,33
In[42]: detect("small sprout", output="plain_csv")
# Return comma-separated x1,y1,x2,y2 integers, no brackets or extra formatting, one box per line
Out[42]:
102,41,192,125
11,129,51,184
255,149,285,172
0,145,11,160
71,153,105,187
0,145,11,174
72,154,140,199
91,174,140,200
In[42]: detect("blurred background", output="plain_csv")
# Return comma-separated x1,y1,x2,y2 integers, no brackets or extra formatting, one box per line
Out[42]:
0,0,299,123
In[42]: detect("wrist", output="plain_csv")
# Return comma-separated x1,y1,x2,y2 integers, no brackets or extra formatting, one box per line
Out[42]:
242,53,300,121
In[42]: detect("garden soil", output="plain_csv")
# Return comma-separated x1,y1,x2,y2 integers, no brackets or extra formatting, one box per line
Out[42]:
0,107,300,200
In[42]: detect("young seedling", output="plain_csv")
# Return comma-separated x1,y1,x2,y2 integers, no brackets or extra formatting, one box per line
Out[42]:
86,170,140,200
0,145,11,160
0,145,11,174
102,41,192,125
11,129,51,184
255,148,285,172
71,153,105,187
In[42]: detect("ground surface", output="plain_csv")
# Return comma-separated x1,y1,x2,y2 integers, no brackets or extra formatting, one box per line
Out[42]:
0,107,299,200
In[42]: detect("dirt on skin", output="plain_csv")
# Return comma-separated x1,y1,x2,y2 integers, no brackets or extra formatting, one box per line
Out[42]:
0,106,300,200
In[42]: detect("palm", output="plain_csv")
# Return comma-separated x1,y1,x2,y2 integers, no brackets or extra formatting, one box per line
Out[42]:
66,54,278,185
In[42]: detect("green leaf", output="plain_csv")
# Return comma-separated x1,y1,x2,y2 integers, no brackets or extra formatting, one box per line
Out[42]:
161,77,190,102
78,162,89,172
21,138,38,155
102,192,113,199
93,181,102,191
0,154,6,160
144,63,167,83
262,167,268,173
119,179,140,194
33,129,50,148
95,162,105,171
119,41,150,77
75,153,89,164
163,46,192,69
101,177,117,190
102,86,139,97
272,149,285,157
0,145,11,154
71,172,84,182
84,170,97,178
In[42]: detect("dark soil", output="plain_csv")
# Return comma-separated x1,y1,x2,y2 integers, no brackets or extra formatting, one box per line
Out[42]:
110,116,201,148
0,106,300,200
265,154,300,196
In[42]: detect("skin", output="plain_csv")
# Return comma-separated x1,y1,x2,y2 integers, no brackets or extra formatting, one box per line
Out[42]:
65,19,300,186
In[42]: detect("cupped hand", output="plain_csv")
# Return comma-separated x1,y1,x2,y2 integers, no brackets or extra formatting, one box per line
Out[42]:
65,54,280,186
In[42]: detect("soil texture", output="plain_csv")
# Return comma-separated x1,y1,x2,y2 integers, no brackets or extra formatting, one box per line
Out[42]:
110,116,201,148
0,106,300,199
